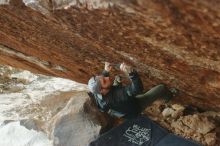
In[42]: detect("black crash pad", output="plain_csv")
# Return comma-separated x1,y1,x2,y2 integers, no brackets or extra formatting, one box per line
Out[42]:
89,116,202,146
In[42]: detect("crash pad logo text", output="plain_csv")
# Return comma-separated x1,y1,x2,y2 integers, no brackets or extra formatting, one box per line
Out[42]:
123,124,151,145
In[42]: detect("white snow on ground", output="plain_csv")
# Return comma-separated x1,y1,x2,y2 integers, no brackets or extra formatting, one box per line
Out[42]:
0,93,28,120
0,70,88,121
24,77,88,102
0,121,52,146
0,66,89,146
11,70,38,83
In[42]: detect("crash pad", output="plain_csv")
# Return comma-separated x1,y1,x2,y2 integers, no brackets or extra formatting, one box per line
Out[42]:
89,116,202,146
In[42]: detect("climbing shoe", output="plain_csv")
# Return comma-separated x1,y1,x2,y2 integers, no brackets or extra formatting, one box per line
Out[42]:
169,88,179,97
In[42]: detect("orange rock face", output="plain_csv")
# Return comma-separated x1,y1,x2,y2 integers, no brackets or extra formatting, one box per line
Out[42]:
0,0,220,111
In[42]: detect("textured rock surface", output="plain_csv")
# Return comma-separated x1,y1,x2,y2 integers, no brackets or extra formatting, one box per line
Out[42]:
1,1,220,144
21,0,113,14
48,93,102,146
0,0,220,123
0,0,10,5
145,101,220,146
1,64,220,146
162,104,185,118
0,65,112,146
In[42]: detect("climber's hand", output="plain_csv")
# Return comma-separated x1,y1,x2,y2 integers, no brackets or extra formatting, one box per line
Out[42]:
120,63,133,74
104,62,112,72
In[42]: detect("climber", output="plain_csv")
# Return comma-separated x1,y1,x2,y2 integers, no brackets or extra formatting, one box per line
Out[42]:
88,62,178,119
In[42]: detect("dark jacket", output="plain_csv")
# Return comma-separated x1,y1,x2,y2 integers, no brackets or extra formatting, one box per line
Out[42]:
93,70,143,119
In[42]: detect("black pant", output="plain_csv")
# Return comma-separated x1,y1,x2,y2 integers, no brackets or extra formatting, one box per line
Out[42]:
136,84,172,111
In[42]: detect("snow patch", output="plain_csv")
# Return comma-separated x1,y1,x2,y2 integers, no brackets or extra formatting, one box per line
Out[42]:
0,121,52,146
0,92,32,121
23,76,88,102
0,65,90,145
11,70,38,83
0,65,88,121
